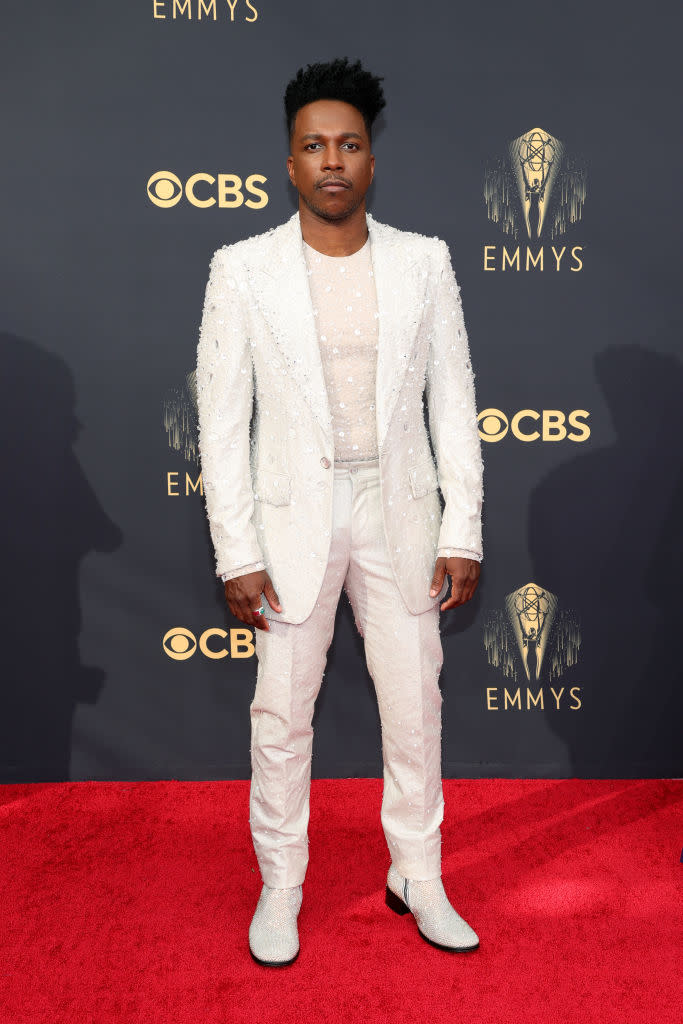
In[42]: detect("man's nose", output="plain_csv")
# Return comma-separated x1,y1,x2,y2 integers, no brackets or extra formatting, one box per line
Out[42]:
322,147,344,170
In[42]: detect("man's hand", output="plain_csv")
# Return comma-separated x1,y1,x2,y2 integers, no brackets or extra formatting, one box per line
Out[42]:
429,556,480,611
224,569,282,631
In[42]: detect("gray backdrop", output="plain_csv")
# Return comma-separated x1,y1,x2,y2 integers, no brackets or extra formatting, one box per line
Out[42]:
2,1,681,782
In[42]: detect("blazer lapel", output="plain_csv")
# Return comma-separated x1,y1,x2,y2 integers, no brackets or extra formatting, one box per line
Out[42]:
368,213,427,451
247,212,332,437
247,210,427,451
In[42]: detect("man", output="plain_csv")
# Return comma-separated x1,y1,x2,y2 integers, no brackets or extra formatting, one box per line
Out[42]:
195,57,484,966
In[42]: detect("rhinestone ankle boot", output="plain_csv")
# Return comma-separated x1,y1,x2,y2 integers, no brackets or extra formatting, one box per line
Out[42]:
248,883,303,966
385,865,479,952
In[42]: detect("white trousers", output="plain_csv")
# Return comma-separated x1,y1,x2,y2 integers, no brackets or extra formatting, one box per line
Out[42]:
249,457,446,888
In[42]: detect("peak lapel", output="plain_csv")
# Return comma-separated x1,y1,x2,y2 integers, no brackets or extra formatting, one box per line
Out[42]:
247,212,332,437
368,214,427,451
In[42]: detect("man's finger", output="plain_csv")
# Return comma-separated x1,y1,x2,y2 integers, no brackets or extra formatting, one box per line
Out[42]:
245,595,270,631
440,576,467,611
429,567,446,597
263,577,282,613
252,609,270,631
230,592,269,631
465,575,480,603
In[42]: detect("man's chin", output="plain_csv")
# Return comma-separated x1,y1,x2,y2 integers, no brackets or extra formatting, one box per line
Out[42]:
303,192,363,222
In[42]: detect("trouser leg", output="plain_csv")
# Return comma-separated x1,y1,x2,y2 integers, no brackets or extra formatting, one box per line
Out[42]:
343,461,445,880
249,475,351,888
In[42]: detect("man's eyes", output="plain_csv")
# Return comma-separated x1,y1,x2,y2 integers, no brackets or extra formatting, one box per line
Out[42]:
304,142,359,151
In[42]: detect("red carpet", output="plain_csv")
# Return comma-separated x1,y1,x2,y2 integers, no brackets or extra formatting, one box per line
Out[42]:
1,778,681,1024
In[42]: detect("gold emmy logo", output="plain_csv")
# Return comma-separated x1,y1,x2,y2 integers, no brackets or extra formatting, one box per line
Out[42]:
147,171,268,209
505,583,557,682
478,409,590,442
484,127,586,241
483,127,587,272
482,582,582,712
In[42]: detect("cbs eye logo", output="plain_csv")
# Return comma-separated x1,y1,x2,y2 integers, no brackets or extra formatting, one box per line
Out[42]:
147,171,268,209
162,626,255,660
478,409,590,442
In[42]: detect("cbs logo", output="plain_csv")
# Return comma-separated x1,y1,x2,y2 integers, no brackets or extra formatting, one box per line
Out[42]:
478,409,590,442
163,626,255,660
147,171,268,209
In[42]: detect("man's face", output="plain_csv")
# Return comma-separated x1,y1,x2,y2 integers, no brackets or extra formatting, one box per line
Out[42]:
286,99,375,221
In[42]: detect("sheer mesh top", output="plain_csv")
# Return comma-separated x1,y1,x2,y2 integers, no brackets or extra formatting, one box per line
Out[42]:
303,236,380,462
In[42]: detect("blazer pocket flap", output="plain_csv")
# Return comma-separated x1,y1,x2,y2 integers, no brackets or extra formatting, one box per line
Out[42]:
253,468,291,506
408,458,439,499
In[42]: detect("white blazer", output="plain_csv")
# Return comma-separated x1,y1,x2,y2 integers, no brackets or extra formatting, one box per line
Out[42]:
195,210,483,624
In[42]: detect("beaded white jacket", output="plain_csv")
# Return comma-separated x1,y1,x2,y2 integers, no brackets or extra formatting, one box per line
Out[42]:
195,210,484,624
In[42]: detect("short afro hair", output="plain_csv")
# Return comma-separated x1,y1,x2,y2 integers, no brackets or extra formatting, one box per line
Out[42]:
284,57,386,141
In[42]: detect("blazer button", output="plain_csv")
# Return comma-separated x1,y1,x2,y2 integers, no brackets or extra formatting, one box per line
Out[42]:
320,456,331,469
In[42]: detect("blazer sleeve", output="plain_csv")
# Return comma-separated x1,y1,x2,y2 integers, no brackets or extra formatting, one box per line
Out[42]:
424,239,484,560
195,248,265,578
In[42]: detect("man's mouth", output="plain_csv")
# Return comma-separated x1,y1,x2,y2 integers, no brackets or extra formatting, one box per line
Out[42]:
318,180,350,192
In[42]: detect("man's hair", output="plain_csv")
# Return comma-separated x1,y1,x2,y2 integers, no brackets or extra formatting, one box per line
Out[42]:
284,57,386,141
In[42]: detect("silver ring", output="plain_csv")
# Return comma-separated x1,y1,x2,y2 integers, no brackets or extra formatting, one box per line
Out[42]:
254,605,265,616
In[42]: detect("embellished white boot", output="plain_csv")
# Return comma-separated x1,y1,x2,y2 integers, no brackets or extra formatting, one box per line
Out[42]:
248,883,303,966
386,865,479,951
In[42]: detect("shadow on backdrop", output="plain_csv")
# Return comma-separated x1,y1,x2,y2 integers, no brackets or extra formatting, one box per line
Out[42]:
1,333,122,781
529,345,683,776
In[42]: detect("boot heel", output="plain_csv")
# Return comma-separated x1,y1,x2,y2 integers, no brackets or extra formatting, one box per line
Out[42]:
385,885,410,915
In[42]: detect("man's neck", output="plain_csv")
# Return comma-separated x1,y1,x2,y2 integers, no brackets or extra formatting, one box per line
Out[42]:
298,200,369,257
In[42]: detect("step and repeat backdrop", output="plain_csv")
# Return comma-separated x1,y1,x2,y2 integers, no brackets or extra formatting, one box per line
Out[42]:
3,1,681,781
